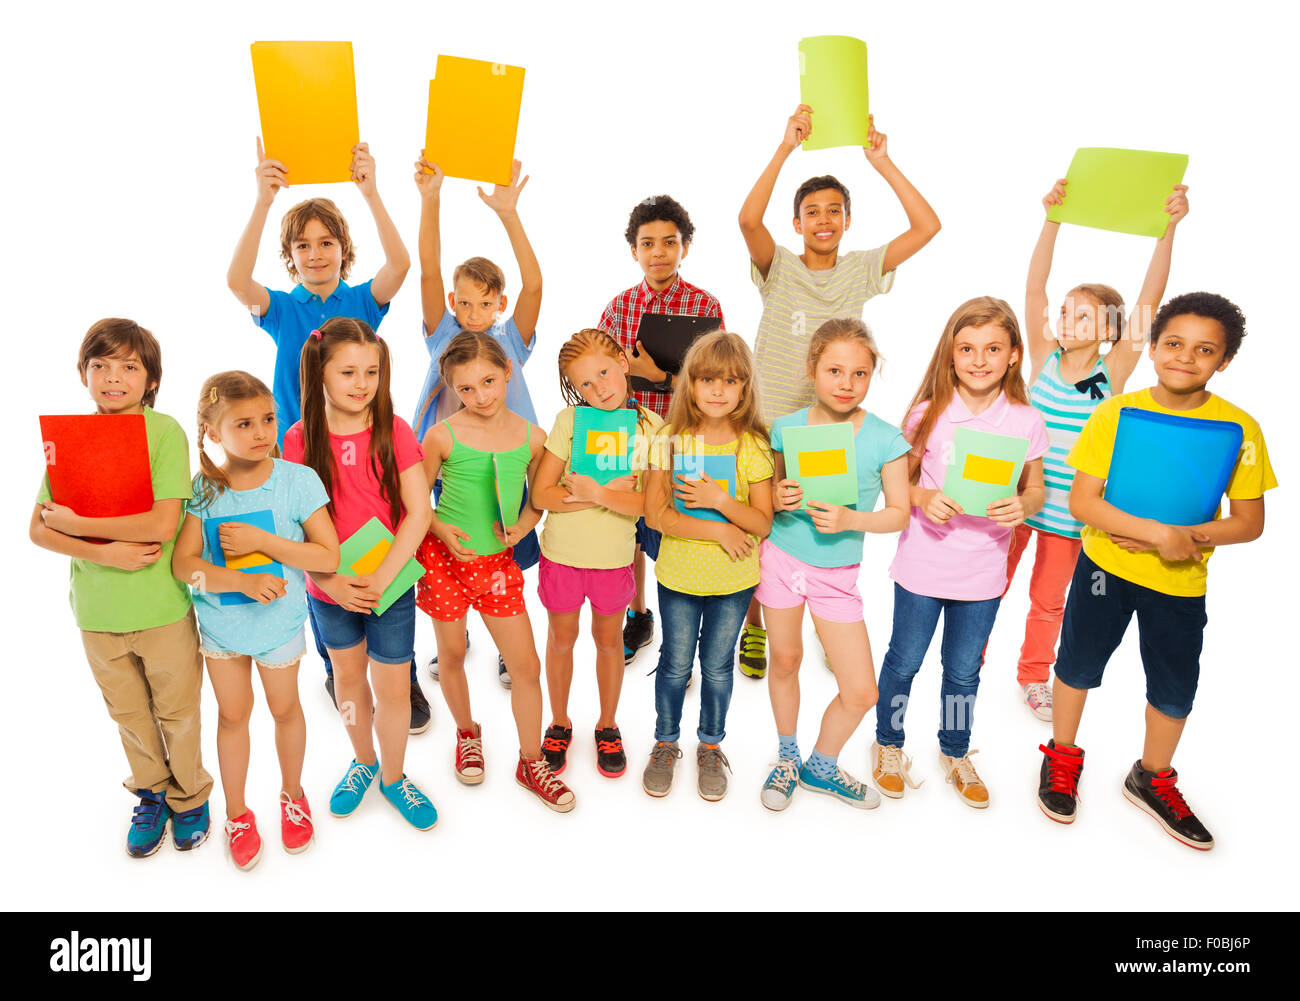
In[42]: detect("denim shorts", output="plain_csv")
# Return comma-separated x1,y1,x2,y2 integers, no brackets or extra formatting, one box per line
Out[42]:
1055,553,1207,719
306,588,416,666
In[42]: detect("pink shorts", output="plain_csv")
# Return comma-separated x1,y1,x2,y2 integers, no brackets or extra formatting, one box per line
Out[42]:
755,540,863,623
537,556,636,617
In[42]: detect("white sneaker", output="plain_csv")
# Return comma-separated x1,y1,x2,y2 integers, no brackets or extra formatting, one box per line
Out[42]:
1023,682,1053,722
498,654,512,689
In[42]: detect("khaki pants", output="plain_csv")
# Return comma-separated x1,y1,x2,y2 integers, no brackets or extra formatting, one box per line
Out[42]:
81,609,213,812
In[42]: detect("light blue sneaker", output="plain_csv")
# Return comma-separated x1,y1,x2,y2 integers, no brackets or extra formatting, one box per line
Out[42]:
330,759,379,817
126,789,171,858
797,764,881,810
760,758,801,812
171,800,210,851
379,774,439,831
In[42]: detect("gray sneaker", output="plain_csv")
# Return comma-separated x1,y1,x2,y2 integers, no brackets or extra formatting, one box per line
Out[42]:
697,744,732,802
642,741,682,797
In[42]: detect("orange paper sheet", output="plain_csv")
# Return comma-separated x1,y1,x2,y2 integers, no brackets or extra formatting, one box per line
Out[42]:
251,41,359,185
424,55,525,185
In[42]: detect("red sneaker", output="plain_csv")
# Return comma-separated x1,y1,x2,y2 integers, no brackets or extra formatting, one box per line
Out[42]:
225,810,263,872
516,754,576,813
456,726,485,785
279,791,315,854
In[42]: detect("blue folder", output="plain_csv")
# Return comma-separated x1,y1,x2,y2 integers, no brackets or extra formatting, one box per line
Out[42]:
672,452,738,523
202,510,284,606
1103,408,1242,525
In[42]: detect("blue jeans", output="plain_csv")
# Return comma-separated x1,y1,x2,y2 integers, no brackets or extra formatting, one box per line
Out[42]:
308,588,417,666
653,583,755,744
875,583,1001,758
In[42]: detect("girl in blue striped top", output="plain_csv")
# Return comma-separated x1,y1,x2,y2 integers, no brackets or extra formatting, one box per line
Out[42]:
998,177,1189,722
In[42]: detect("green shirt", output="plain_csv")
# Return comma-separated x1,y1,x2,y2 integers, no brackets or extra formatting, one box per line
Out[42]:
38,406,193,632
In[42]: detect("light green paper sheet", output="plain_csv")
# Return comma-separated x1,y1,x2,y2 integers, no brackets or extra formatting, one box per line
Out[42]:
942,428,1030,518
783,422,858,508
798,35,869,152
336,517,425,616
494,452,524,530
1047,147,1189,238
571,407,637,485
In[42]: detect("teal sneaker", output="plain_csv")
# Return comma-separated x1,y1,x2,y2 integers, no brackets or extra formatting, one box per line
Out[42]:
126,789,171,858
760,758,800,812
171,800,210,851
379,774,438,831
330,759,379,817
798,765,881,810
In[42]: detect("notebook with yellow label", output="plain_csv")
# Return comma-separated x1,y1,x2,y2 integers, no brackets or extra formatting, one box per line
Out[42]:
336,518,424,615
942,427,1030,517
783,422,858,508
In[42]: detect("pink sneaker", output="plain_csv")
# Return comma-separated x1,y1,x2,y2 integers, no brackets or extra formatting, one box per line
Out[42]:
279,791,314,854
225,810,263,871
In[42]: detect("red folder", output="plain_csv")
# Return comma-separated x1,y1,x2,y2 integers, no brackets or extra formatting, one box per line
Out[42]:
39,414,154,518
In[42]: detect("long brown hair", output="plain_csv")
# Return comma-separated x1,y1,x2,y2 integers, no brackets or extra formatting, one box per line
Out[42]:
193,371,280,509
903,296,1029,483
664,329,768,443
298,317,402,526
556,327,655,425
415,330,517,429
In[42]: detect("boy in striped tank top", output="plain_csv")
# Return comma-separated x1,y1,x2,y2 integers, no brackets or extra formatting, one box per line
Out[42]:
998,178,1189,721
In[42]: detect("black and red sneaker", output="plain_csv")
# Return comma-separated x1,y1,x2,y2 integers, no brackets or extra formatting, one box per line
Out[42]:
1122,760,1215,851
595,726,627,778
1037,740,1084,824
541,724,573,775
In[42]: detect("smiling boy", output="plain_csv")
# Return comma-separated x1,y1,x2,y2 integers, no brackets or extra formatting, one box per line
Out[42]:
1037,293,1276,850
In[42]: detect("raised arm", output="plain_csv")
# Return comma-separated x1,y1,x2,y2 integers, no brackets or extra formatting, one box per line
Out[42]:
1026,179,1066,382
414,153,446,332
868,117,942,276
1108,185,1190,393
479,160,541,345
352,142,410,308
226,137,282,316
739,104,810,280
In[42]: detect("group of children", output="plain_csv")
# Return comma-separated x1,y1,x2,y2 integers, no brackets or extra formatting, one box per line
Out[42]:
32,104,1275,870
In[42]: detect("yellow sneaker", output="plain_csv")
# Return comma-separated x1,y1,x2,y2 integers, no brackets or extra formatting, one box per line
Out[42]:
871,741,922,799
938,750,989,809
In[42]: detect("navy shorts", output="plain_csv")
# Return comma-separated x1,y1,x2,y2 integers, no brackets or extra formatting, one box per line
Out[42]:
307,588,416,666
635,516,661,561
1055,552,1207,719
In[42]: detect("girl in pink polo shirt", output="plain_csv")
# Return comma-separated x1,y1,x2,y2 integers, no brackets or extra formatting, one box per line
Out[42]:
872,297,1048,809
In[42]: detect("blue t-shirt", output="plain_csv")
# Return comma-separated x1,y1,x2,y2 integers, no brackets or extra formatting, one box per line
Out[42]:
412,312,537,441
769,408,910,569
188,459,331,656
253,280,389,445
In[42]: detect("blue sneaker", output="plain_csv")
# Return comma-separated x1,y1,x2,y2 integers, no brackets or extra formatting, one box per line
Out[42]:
760,758,801,812
126,789,171,858
379,774,438,830
171,800,210,851
330,759,379,817
797,764,881,810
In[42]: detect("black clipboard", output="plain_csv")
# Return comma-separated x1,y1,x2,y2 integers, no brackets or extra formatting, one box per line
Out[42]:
628,313,723,392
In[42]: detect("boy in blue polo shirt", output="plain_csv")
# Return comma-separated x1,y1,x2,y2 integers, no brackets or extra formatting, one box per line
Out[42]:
411,155,542,690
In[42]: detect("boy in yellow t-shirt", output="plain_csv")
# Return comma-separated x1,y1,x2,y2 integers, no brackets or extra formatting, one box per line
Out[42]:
1035,293,1276,851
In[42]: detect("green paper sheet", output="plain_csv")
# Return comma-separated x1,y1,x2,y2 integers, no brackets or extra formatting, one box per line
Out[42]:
336,517,424,616
1047,147,1189,238
942,428,1030,518
493,452,525,531
571,407,637,485
783,422,858,508
798,36,869,152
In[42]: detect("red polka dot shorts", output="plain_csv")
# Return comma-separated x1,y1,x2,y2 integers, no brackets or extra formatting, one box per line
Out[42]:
416,533,527,622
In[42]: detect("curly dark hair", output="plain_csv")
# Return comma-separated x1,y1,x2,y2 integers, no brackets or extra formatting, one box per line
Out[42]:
793,175,851,219
1150,292,1247,360
625,194,695,246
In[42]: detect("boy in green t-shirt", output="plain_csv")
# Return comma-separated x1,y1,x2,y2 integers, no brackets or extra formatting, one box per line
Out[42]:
31,319,213,858
1036,293,1276,850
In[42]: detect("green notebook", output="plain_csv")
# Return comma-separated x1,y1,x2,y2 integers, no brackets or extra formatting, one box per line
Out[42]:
942,428,1029,517
571,407,637,485
1047,147,1189,238
798,35,869,151
783,422,858,508
336,517,424,616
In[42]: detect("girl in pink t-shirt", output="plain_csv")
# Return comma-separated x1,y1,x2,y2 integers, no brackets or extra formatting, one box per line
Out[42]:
283,317,436,832
873,297,1048,809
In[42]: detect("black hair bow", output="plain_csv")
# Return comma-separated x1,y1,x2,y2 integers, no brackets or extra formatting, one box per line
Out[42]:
1074,373,1108,400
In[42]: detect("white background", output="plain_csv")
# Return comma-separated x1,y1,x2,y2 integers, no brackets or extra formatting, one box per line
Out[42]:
4,0,1293,911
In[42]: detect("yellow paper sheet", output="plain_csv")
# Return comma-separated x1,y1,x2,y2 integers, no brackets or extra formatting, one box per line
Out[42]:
226,550,273,571
424,55,525,186
251,41,359,185
962,454,1015,486
350,539,390,576
799,448,849,478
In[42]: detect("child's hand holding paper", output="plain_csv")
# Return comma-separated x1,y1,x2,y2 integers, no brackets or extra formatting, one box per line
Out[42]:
807,500,854,534
239,572,287,605
773,478,804,512
674,472,728,512
218,520,272,560
921,489,964,525
986,494,1027,527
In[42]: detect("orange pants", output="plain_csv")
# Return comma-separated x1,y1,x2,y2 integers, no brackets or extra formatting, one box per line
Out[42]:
1000,524,1082,686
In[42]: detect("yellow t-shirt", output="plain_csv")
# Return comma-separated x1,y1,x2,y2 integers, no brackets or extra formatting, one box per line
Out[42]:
539,406,664,570
1068,389,1276,597
651,428,775,596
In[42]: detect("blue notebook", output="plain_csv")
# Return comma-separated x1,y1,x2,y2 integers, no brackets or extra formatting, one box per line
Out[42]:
202,510,284,606
1103,408,1242,525
672,452,737,523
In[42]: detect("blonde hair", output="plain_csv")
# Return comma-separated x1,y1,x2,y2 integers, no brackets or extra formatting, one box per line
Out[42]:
1068,283,1126,344
451,257,506,297
557,328,656,424
193,371,279,509
664,330,768,442
903,296,1029,483
806,316,884,375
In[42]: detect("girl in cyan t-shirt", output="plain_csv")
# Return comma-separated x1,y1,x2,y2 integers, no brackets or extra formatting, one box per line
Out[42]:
641,330,774,803
757,318,911,812
418,331,575,813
